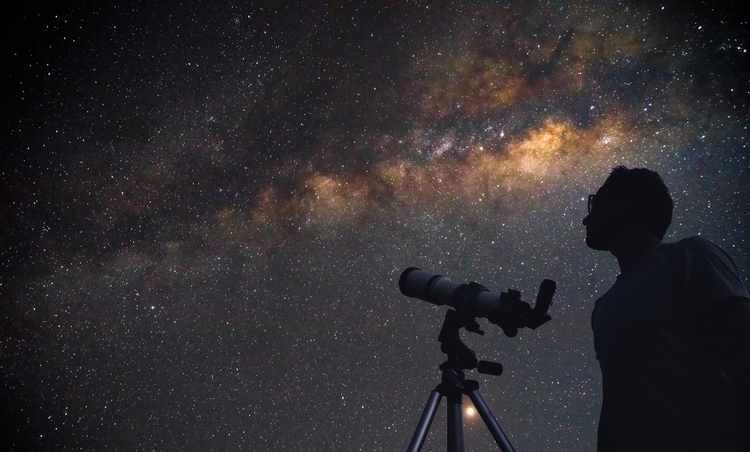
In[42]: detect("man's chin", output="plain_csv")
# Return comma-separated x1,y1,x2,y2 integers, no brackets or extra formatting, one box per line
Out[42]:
585,236,609,251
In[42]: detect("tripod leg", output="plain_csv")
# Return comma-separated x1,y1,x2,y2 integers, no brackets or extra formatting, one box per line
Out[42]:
467,389,516,452
446,391,465,452
407,390,443,452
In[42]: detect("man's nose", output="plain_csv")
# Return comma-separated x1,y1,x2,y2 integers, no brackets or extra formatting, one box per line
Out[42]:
582,215,590,226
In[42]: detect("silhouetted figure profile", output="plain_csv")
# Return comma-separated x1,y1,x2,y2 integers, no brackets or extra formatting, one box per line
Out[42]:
583,166,750,452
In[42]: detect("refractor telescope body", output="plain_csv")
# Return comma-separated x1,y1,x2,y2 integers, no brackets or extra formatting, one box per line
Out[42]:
399,267,556,336
399,267,499,318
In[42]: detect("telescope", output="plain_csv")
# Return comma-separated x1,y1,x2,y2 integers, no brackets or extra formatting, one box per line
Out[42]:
399,267,556,337
398,267,557,452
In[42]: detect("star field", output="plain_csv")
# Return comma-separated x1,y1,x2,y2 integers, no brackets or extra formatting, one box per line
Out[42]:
2,1,749,451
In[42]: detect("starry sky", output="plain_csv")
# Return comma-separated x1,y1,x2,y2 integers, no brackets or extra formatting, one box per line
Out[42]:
2,1,749,451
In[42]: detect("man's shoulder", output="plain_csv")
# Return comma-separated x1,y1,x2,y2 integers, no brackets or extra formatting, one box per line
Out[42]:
669,235,721,252
668,235,741,273
653,236,730,266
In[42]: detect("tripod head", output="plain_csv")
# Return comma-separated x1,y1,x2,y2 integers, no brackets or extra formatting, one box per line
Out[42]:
438,308,505,376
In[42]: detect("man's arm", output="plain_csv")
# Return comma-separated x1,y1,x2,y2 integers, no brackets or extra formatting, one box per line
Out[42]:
707,296,750,452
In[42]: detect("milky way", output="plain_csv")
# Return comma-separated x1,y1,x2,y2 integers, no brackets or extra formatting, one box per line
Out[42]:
2,2,749,451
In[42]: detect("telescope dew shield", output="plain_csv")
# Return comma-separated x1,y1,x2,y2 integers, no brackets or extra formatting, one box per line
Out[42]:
399,267,459,306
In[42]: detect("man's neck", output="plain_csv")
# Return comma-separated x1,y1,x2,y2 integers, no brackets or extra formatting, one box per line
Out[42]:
612,233,662,275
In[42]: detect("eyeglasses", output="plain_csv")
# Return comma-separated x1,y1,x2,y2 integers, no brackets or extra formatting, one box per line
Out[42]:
588,194,596,214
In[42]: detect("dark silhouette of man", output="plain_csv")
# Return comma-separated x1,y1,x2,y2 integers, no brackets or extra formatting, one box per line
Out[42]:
583,166,750,452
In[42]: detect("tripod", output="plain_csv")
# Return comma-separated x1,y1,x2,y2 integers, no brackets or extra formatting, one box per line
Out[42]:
406,309,516,452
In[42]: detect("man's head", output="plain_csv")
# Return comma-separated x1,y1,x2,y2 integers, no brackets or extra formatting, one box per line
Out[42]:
583,166,673,251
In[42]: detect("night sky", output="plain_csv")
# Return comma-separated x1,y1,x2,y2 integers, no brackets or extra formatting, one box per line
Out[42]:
2,1,749,451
